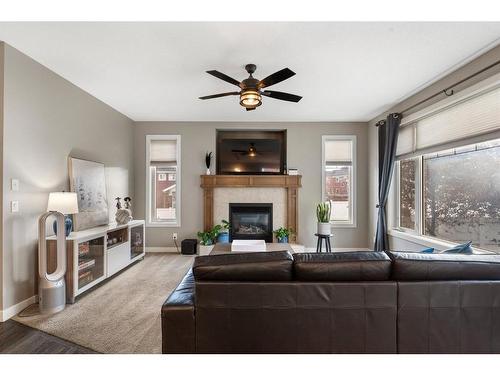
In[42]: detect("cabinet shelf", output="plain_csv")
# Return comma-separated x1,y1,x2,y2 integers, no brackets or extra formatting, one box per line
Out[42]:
77,238,104,290
106,227,129,250
46,220,145,303
78,258,96,272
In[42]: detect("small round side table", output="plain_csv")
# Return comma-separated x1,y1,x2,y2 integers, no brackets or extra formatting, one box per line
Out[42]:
315,233,333,253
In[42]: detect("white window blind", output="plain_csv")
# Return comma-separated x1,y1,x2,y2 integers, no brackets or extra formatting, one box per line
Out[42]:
396,124,415,156
150,140,177,162
324,139,353,165
146,135,181,227
397,83,500,158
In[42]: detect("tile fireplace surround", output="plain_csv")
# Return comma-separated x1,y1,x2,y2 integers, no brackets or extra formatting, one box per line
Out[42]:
200,175,302,242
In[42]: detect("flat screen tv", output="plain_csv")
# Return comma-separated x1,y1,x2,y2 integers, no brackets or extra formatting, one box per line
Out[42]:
216,130,286,175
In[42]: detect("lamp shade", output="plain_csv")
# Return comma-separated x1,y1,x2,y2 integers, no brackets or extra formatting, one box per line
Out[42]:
47,192,79,214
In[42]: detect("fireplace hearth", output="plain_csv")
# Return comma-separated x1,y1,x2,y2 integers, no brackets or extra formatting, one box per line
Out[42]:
229,203,273,243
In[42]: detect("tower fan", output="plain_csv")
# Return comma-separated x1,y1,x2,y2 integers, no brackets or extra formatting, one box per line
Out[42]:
38,211,67,314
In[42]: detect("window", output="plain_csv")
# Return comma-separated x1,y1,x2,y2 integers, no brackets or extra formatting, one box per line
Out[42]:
396,138,500,252
146,135,181,227
398,158,417,231
322,135,356,227
393,76,500,252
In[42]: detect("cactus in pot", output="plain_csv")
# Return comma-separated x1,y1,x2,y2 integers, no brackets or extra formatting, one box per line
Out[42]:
316,201,332,235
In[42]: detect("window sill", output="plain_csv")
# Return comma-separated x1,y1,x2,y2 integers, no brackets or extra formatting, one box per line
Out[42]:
331,222,357,229
146,222,181,228
388,229,486,252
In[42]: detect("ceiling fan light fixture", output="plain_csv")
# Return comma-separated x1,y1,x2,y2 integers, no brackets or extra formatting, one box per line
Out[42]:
248,145,257,157
201,65,301,109
240,90,262,109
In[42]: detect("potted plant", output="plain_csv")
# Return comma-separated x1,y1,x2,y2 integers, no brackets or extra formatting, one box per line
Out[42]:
316,201,332,235
217,219,231,243
273,227,294,243
205,151,212,175
197,224,221,255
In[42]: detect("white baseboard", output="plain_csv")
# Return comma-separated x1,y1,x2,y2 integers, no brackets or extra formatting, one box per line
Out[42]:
146,246,179,253
0,295,37,322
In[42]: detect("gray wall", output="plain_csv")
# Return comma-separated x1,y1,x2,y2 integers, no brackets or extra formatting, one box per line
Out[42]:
1,44,134,312
134,122,369,249
0,43,4,311
368,44,500,250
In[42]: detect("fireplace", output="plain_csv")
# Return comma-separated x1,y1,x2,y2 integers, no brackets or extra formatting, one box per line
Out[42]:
229,203,273,243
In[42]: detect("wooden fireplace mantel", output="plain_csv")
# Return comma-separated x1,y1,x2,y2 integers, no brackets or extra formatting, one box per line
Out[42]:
201,175,302,240
200,175,301,189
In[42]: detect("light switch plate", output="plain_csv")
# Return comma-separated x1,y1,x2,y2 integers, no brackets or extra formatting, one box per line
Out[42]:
11,201,19,213
11,179,19,191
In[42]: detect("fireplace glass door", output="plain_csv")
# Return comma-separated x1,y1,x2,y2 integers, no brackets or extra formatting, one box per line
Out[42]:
229,203,273,243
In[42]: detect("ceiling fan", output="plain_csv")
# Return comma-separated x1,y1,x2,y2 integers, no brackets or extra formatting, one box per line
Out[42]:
199,64,302,111
231,143,268,157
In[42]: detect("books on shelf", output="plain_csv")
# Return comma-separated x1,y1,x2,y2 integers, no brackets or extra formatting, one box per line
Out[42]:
78,270,94,284
78,242,90,255
78,258,96,271
79,270,92,278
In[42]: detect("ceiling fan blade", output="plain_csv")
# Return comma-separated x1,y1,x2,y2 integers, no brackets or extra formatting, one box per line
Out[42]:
246,107,256,111
206,70,241,87
262,90,302,103
199,92,240,100
231,149,248,153
258,68,296,88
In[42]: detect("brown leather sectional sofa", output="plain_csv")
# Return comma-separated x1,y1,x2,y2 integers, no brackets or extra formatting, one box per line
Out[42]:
161,251,500,354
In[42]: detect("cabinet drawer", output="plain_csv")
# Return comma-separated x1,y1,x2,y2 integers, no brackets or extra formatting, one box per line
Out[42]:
107,242,130,277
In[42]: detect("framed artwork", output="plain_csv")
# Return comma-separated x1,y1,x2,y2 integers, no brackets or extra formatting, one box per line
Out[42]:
69,157,109,231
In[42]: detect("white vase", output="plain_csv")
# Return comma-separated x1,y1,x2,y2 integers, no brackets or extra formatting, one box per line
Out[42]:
317,222,331,235
206,168,211,175
198,244,214,256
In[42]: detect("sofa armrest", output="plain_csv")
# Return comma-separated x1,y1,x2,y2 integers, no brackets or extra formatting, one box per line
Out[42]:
161,268,195,353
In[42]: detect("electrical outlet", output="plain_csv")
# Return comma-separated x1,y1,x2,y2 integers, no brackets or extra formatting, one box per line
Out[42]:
11,179,19,192
11,201,19,213
172,233,178,240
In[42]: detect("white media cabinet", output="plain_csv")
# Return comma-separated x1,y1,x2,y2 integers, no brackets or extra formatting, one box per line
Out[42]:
47,220,145,303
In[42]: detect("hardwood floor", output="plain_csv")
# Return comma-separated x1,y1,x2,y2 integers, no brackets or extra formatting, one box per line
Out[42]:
0,319,97,354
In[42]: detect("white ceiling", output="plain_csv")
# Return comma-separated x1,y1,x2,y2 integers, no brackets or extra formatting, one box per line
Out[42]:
0,22,499,122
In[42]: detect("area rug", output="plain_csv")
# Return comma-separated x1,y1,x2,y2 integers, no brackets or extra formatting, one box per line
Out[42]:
14,253,193,354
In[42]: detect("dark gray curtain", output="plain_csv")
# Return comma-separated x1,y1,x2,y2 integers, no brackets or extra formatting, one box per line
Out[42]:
374,113,401,252
377,119,386,184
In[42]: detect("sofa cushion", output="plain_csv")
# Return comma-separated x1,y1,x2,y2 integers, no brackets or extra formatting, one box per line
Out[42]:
293,251,392,281
389,251,500,280
193,251,293,281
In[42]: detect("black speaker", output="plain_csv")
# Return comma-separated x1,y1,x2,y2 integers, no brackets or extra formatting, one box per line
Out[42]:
181,239,198,255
